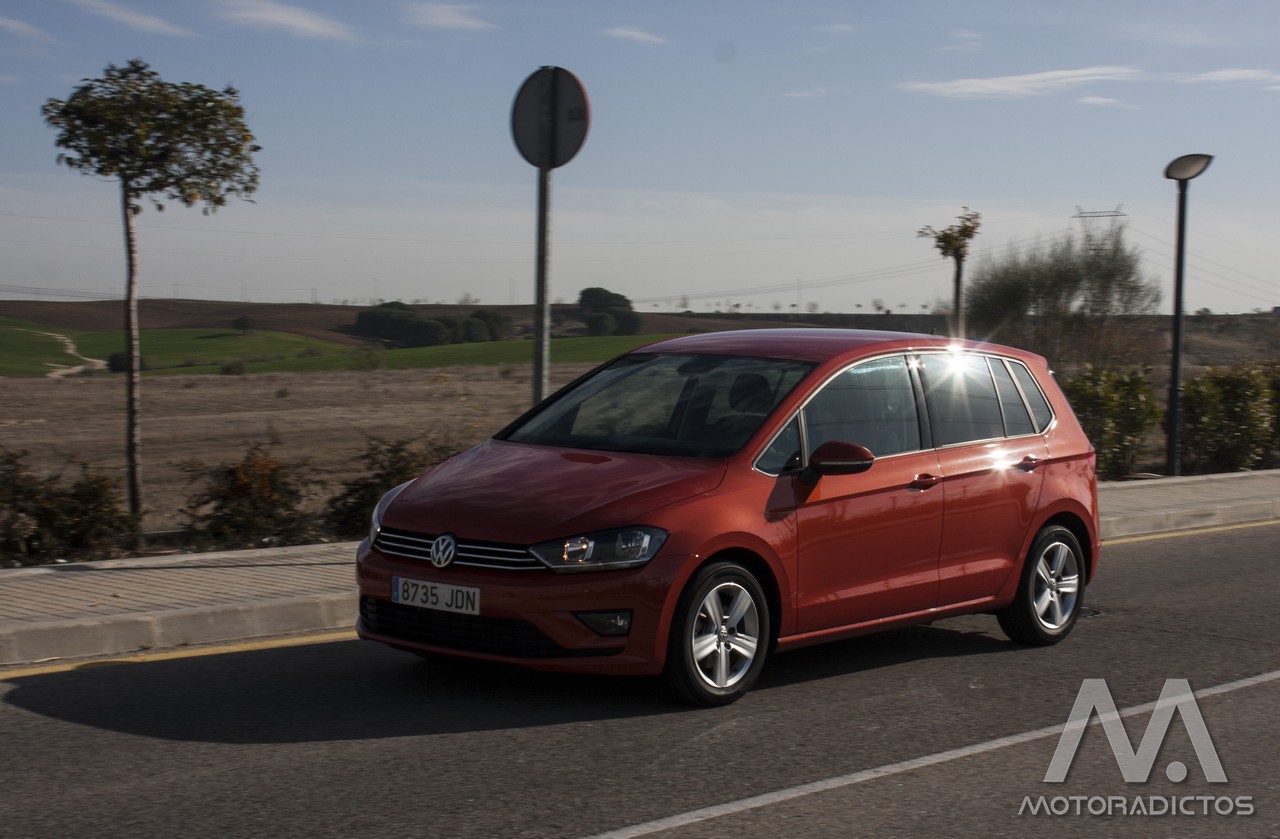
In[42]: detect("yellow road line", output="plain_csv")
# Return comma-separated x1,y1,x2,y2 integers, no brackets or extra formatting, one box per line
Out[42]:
1105,518,1280,546
0,629,357,680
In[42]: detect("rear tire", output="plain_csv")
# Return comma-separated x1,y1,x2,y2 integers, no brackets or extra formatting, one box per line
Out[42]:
998,525,1084,645
662,561,770,706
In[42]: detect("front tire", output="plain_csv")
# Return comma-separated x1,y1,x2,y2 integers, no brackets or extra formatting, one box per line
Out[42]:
663,561,770,706
998,525,1084,645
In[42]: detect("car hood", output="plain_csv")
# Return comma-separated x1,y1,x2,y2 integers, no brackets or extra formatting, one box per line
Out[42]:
383,438,727,544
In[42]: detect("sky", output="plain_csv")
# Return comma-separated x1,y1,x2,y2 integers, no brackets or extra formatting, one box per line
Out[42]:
2,0,1280,316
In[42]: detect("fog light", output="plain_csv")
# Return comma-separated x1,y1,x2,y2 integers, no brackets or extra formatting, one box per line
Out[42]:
576,610,632,637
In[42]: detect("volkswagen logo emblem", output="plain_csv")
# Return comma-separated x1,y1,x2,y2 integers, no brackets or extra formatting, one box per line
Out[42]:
430,533,457,568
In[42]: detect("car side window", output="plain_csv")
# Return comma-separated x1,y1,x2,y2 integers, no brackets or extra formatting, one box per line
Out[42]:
755,415,802,474
802,355,921,458
990,358,1035,436
1010,361,1054,432
918,353,1004,446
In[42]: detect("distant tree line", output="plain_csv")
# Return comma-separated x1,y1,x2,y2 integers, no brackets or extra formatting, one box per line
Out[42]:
353,302,508,347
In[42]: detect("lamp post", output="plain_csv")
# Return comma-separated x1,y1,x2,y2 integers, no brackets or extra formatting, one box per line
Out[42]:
1164,153,1213,476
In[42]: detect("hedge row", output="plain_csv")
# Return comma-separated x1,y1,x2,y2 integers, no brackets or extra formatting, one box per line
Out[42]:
1061,364,1280,478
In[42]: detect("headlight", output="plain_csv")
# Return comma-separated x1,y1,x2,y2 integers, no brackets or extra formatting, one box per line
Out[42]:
369,480,414,544
530,526,668,573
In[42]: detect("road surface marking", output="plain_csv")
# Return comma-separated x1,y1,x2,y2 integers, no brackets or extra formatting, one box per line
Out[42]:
583,668,1280,839
1106,518,1280,546
0,630,357,680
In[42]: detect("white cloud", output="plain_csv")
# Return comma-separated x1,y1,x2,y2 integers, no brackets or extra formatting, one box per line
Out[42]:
603,26,666,44
67,0,197,36
939,30,983,53
217,0,356,42
1182,68,1280,90
0,15,55,41
900,66,1142,98
782,88,827,99
403,3,496,31
1077,95,1122,107
0,74,17,83
812,23,856,35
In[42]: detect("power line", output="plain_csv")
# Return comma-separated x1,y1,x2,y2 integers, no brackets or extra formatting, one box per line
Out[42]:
0,210,920,247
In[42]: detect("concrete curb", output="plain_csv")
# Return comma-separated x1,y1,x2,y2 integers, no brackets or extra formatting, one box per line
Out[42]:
4,472,1280,668
1100,499,1280,539
0,593,356,665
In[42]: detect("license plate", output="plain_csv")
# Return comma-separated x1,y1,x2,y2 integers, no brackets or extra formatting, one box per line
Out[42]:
391,576,480,616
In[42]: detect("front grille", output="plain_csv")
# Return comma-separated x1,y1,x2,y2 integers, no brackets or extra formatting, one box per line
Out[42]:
360,597,621,658
375,526,543,571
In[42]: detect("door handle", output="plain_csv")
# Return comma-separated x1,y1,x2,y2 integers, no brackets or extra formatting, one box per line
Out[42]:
909,473,941,490
1015,456,1040,472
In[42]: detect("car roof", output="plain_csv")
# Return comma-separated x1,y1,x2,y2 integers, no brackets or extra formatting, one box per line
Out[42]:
637,328,1022,364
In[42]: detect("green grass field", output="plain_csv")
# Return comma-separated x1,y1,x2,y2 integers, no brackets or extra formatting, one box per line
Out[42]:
0,316,678,377
0,317,75,376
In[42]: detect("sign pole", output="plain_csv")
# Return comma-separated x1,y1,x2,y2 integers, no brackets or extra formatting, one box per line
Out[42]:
533,164,551,404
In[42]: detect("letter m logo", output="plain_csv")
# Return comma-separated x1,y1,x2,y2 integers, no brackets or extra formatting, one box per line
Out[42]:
1044,678,1227,783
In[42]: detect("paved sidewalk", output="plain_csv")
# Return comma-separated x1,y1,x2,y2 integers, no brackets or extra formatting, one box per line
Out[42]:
3,471,1279,667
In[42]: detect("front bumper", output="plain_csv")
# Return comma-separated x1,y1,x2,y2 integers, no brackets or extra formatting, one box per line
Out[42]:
355,539,686,675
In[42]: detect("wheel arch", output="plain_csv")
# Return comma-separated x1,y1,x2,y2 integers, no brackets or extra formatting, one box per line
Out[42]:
1040,511,1095,584
697,547,783,652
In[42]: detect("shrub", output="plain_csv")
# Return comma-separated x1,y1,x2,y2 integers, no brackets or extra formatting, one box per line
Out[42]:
1265,364,1280,468
462,316,491,343
0,449,133,565
220,360,247,375
323,436,462,539
1179,366,1274,474
180,444,324,550
608,307,642,336
469,308,508,341
585,312,616,337
1061,366,1160,479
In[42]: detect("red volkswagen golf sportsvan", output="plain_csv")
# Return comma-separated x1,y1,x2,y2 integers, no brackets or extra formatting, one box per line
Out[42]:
356,329,1099,705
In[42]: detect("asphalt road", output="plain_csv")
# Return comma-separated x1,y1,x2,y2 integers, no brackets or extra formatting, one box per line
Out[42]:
2,523,1278,839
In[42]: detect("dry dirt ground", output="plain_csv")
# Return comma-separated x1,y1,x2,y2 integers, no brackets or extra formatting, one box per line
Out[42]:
1,365,595,533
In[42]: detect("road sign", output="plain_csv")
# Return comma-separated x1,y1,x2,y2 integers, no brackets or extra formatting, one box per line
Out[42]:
511,67,590,406
512,67,589,170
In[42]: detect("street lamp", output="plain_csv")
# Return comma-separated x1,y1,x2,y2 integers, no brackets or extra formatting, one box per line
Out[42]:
1164,153,1213,477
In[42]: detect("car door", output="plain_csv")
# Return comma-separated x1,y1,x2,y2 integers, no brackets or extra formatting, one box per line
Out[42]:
917,353,1048,607
789,355,945,633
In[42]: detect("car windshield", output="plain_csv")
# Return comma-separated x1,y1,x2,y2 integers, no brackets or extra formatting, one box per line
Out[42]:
502,353,814,457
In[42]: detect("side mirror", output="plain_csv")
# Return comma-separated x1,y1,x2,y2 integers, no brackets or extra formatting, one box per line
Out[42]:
798,440,875,487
